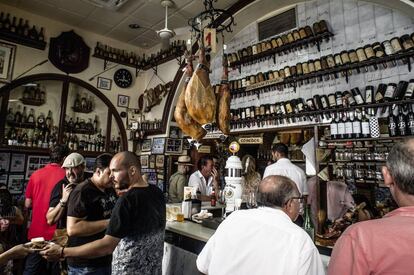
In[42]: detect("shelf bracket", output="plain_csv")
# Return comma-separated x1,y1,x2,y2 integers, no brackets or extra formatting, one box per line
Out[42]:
175,55,183,66
103,59,109,70
135,67,141,77
152,65,158,75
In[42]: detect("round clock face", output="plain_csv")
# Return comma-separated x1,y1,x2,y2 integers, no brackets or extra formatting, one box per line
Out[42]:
114,69,133,88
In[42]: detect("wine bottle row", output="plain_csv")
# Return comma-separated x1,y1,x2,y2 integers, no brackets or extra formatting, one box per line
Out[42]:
21,85,46,103
5,127,58,148
7,105,53,131
226,20,331,66
64,115,99,134
94,40,186,68
0,12,45,42
63,131,105,152
73,92,94,113
226,33,414,93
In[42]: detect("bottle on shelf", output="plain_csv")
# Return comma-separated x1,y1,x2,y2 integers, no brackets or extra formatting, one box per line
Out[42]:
361,108,371,138
397,105,407,136
404,79,414,99
374,83,387,103
407,104,414,136
303,204,315,241
14,105,22,123
351,88,364,105
384,83,397,101
22,106,28,123
364,86,374,104
352,110,362,138
337,112,346,139
46,110,53,129
344,111,353,139
388,105,398,137
394,81,408,101
330,112,338,139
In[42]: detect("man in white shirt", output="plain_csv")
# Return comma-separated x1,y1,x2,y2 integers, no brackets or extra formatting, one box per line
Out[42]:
263,143,308,196
188,155,219,200
197,175,324,275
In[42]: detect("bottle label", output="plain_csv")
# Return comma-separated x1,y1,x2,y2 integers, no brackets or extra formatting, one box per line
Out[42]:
361,122,370,134
352,121,361,133
330,123,338,135
365,89,373,103
355,95,364,105
384,85,396,99
345,122,353,134
405,83,414,98
338,123,345,135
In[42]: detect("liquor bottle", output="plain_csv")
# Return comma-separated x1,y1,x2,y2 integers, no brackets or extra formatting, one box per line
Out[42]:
22,106,28,123
375,84,387,103
67,117,75,131
23,20,29,37
10,16,16,33
23,87,30,99
37,112,46,129
351,88,364,105
3,13,11,30
16,18,23,35
335,91,343,107
407,104,414,136
14,105,22,123
74,93,81,109
0,12,4,29
303,204,315,241
365,86,374,104
93,115,98,132
320,95,329,109
404,79,414,99
344,112,353,139
394,81,408,101
337,112,346,139
330,112,338,139
388,105,398,137
46,110,53,129
6,107,14,122
28,25,38,40
361,108,370,138
81,94,88,110
352,110,362,138
384,83,397,101
344,90,356,106
74,117,80,130
397,105,407,136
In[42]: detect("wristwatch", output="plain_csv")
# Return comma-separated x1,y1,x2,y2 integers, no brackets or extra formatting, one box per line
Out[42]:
59,200,67,207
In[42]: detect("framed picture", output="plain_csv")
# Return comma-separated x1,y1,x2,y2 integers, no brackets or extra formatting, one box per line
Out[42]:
151,138,165,154
26,155,50,179
0,174,8,187
8,174,25,194
183,138,191,150
156,155,164,168
117,94,130,108
141,139,152,152
0,42,16,83
149,155,156,169
0,152,10,172
85,157,96,173
10,154,25,173
169,126,181,138
97,77,112,90
165,138,183,154
140,155,149,168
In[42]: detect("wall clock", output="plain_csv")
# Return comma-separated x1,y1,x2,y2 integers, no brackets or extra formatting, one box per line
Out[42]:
114,68,133,88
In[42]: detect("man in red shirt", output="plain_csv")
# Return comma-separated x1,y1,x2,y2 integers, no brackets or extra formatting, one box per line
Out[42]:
328,139,414,275
24,144,68,275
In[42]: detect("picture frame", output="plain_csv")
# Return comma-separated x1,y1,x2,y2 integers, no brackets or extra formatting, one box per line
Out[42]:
8,174,25,194
149,155,156,169
0,152,10,172
97,77,112,90
183,138,191,150
165,138,183,154
0,42,16,83
141,139,152,152
26,155,50,180
10,153,25,173
85,157,96,173
151,138,165,154
156,155,164,168
169,126,181,138
140,155,149,168
117,94,130,108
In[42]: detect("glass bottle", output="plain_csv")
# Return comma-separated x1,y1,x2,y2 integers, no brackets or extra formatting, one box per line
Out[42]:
403,79,414,99
365,85,374,104
337,112,346,139
397,105,407,136
352,110,362,139
361,108,370,138
330,112,338,139
345,112,353,139
303,205,315,241
388,105,398,137
407,104,414,136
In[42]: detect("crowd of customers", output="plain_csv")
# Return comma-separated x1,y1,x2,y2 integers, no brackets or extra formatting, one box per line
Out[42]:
0,139,414,275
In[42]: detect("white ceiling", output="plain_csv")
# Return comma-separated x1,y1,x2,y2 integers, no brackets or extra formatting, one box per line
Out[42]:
0,0,240,49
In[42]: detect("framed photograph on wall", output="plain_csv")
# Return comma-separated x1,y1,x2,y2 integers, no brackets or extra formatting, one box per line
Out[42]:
155,155,164,168
85,157,96,173
97,77,112,90
0,42,16,83
149,155,156,169
165,138,183,154
117,94,130,108
183,138,191,150
26,155,50,179
0,152,10,172
151,138,165,154
10,154,25,173
8,174,25,194
169,126,181,138
140,155,149,169
141,139,152,152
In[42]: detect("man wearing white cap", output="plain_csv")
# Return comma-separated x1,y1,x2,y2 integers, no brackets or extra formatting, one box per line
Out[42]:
47,153,86,232
169,156,193,203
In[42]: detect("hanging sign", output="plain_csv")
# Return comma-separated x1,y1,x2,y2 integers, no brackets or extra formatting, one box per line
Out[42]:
237,136,263,144
203,28,217,53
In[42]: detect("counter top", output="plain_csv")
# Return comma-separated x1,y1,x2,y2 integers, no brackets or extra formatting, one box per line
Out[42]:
166,220,215,242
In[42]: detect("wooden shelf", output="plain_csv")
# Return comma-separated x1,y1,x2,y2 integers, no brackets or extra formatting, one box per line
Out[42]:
230,31,334,68
0,145,50,154
72,107,93,114
19,98,45,106
229,50,414,94
319,161,385,165
64,128,95,135
324,135,413,143
7,121,38,129
0,30,46,50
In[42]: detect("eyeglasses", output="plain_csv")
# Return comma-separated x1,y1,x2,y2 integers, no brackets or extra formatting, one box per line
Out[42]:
290,196,304,203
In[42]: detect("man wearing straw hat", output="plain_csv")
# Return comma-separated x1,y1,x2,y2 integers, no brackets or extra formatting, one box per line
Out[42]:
169,156,193,203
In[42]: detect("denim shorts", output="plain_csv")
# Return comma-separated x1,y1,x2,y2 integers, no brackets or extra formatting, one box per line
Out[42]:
68,265,111,275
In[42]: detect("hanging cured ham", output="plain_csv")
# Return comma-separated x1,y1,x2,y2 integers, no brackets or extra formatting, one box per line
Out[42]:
174,61,206,140
184,47,216,125
216,56,231,135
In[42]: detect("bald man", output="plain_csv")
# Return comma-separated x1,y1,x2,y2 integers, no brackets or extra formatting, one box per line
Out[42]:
197,175,324,275
41,151,166,275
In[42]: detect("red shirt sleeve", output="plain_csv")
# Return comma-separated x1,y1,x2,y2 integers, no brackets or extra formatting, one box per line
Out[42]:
25,177,34,199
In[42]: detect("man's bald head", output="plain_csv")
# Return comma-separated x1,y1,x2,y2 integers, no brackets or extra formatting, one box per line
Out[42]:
386,139,414,195
115,151,141,171
258,175,300,208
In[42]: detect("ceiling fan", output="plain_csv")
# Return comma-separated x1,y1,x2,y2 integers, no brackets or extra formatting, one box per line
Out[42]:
156,0,175,50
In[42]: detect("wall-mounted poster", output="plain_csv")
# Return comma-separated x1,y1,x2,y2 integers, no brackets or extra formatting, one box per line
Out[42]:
0,152,10,172
10,154,25,172
0,174,8,187
165,138,183,154
26,156,50,179
149,155,156,169
151,138,165,154
85,157,96,173
140,155,149,169
156,155,164,168
8,174,25,194
141,139,152,152
183,139,191,150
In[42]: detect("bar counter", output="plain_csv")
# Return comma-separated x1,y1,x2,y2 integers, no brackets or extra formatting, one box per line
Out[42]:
162,203,331,275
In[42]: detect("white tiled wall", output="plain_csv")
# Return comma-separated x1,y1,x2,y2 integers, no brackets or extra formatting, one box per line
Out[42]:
210,0,414,109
